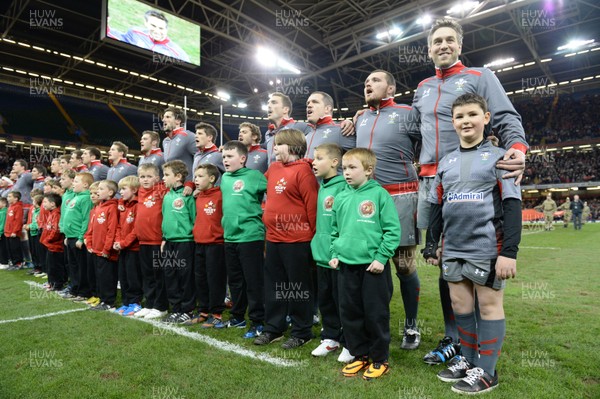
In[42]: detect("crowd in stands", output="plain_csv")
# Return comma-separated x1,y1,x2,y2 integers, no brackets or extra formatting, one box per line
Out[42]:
522,148,599,185
515,94,600,146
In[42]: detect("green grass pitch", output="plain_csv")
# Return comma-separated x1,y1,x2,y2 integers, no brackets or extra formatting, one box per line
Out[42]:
0,223,598,398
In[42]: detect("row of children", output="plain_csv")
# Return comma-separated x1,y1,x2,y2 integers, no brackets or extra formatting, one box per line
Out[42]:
2,94,519,392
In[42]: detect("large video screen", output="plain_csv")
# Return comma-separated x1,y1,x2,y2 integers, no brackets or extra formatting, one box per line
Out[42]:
101,0,201,67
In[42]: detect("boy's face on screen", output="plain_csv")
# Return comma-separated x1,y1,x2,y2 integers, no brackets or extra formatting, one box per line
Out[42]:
452,103,490,147
312,149,338,179
222,149,246,172
138,170,160,189
343,156,371,189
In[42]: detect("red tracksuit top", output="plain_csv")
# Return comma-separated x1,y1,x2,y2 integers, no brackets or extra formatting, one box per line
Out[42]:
40,207,63,252
193,187,224,244
90,199,119,261
263,160,318,243
116,197,139,251
4,201,24,238
37,206,47,230
135,182,169,245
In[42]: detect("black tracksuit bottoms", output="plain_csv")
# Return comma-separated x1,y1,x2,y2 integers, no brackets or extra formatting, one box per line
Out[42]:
338,261,393,363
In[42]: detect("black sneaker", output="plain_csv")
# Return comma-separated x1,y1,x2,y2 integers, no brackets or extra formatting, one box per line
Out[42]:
423,336,461,365
281,336,312,350
451,367,498,394
163,313,180,323
400,328,421,350
173,312,192,324
437,355,474,383
90,302,114,311
253,332,283,346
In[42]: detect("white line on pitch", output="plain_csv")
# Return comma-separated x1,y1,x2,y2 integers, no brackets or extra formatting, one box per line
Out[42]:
521,246,560,250
20,281,304,368
131,317,305,368
0,308,87,325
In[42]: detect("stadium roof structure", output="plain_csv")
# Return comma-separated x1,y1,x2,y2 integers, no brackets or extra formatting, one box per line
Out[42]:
1,0,599,126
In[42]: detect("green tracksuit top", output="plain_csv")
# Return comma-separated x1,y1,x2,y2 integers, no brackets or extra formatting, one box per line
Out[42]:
311,175,347,268
29,207,40,236
161,185,196,242
0,208,6,234
60,190,93,240
59,188,76,233
220,167,267,243
330,179,400,266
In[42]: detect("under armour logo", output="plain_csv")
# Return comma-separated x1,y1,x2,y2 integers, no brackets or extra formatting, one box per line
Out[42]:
474,269,486,277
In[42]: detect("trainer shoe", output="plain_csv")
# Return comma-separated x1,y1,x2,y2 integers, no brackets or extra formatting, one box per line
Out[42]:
84,296,95,305
423,336,461,365
282,336,312,350
311,339,340,357
201,316,222,328
114,305,129,314
144,309,168,319
182,313,209,326
215,318,247,329
133,308,151,318
400,328,421,350
60,292,76,299
163,313,180,323
451,367,498,395
363,362,390,380
342,357,370,377
437,355,474,383
87,297,101,307
243,324,264,339
29,269,41,275
90,302,114,311
70,296,88,302
124,303,142,316
173,312,192,324
253,332,283,346
337,347,355,363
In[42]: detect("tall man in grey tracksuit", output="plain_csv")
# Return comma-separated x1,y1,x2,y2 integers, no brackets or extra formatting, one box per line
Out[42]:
162,107,197,181
410,18,529,363
355,70,422,350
